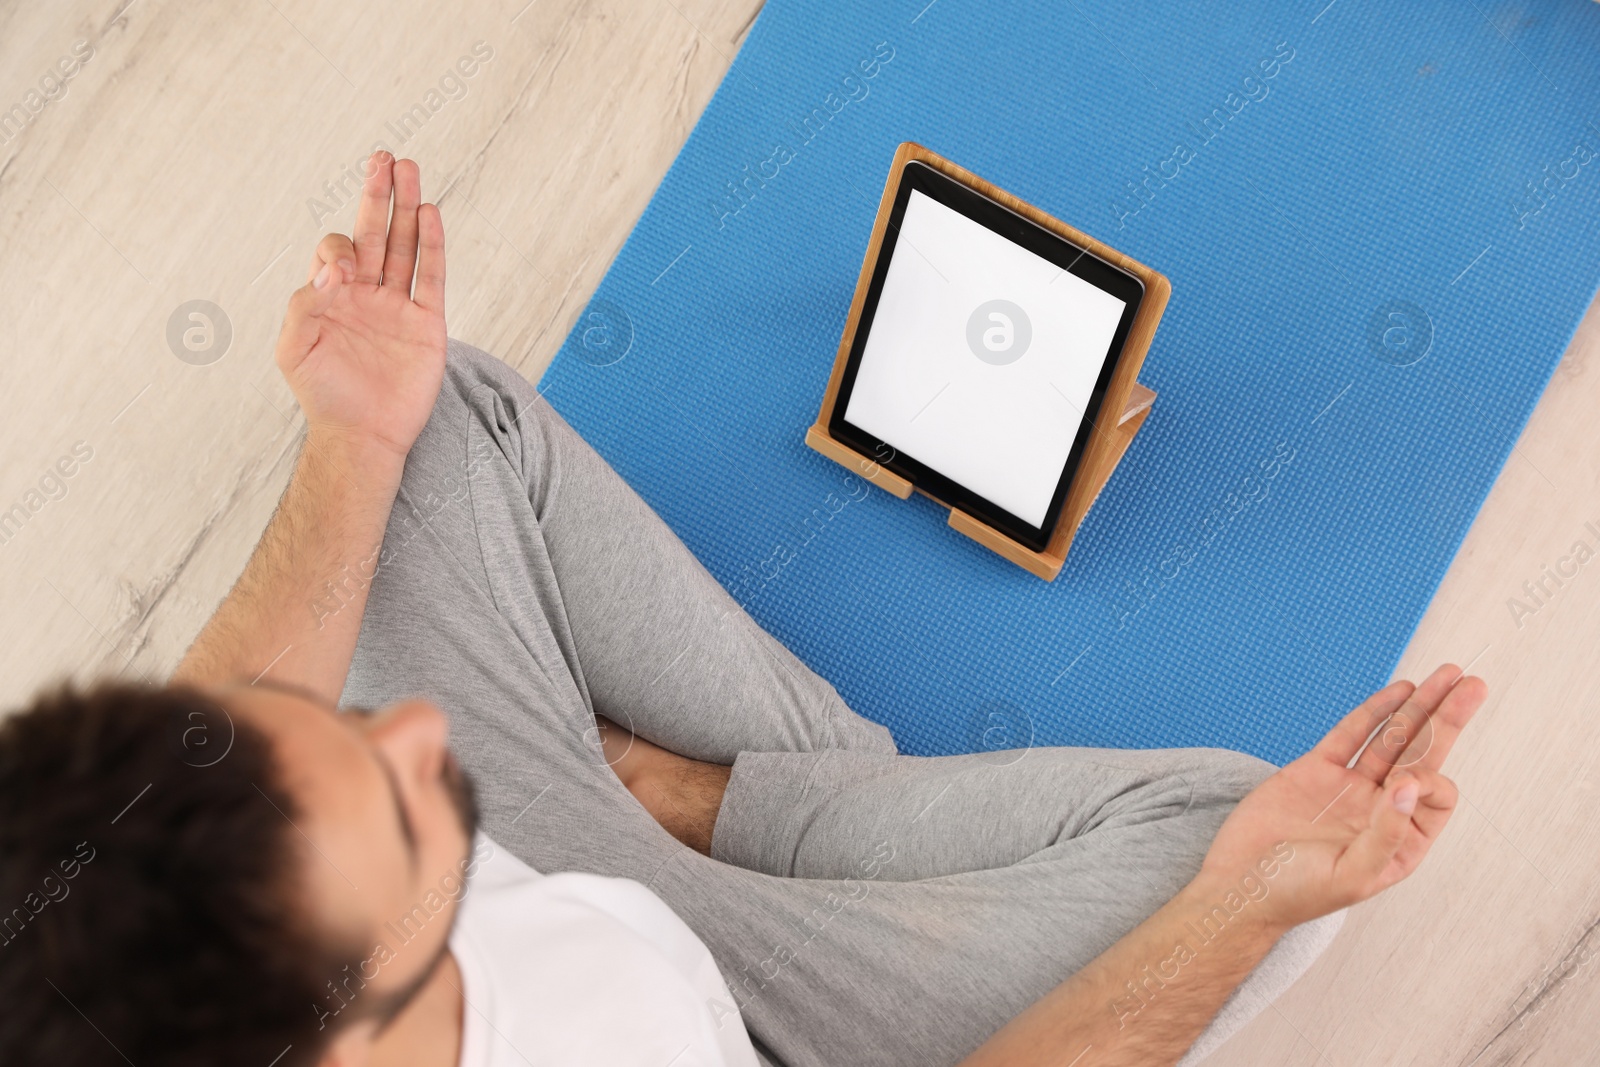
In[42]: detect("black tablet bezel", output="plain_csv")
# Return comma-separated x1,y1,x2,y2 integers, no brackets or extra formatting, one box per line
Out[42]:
828,160,1146,553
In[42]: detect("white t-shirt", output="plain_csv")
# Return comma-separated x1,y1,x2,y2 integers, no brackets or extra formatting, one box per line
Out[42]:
451,835,759,1067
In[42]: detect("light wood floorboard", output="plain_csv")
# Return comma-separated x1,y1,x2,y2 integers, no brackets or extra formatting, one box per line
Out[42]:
1,2,1596,1063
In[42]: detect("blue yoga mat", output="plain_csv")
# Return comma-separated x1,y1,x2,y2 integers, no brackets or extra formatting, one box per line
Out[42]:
539,0,1600,764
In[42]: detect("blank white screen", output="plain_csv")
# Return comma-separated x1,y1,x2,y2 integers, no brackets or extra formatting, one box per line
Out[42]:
843,189,1127,527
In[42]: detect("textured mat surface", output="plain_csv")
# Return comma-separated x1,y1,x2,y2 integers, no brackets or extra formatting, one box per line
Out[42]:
538,0,1600,764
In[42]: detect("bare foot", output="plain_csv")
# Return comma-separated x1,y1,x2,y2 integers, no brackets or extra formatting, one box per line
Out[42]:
594,716,731,855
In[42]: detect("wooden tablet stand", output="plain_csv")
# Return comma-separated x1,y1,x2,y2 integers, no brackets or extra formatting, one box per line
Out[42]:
806,143,1170,581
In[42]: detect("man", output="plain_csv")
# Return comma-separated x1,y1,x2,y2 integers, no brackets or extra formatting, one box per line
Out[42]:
0,153,1483,1067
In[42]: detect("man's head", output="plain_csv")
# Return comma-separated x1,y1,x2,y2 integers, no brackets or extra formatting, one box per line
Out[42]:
0,680,478,1067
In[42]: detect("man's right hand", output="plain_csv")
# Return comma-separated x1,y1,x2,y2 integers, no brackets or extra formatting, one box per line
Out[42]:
1197,665,1486,932
275,151,448,467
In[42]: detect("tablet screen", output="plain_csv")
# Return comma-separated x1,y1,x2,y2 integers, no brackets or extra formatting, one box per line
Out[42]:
842,187,1130,530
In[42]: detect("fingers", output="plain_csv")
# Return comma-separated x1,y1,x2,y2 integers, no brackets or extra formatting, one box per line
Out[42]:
352,151,394,284
413,203,446,314
1378,767,1460,880
306,233,356,284
1398,674,1487,774
1335,772,1421,896
382,159,422,293
1398,766,1459,842
277,256,345,372
1312,679,1415,769
1337,767,1460,897
1351,664,1463,782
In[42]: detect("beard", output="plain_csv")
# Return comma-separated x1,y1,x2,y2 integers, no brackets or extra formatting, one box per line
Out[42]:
360,751,481,1035
440,749,480,843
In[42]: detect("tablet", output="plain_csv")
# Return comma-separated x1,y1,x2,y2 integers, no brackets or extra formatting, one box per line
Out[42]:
827,160,1146,553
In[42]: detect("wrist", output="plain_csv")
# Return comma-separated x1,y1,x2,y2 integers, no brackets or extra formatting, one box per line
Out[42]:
1175,868,1294,946
304,426,410,487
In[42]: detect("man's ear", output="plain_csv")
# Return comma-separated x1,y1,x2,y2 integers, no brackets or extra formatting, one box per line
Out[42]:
317,1019,377,1067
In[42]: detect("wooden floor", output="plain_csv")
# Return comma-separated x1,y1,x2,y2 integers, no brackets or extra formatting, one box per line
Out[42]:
3,1,1597,1063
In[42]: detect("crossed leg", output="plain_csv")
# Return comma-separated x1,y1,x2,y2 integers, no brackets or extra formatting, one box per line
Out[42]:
598,714,731,855
343,342,1341,1067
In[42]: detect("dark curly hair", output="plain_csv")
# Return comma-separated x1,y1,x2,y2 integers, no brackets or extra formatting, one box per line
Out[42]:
0,682,362,1067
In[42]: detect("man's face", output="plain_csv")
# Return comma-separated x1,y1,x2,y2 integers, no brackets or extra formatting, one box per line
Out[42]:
220,684,477,1029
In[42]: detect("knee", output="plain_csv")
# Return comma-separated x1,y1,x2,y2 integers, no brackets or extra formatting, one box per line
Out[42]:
1189,749,1278,811
382,342,532,527
406,340,501,454
1280,907,1345,963
441,340,563,463
406,340,537,466
440,339,530,415
1121,749,1277,824
1255,908,1345,997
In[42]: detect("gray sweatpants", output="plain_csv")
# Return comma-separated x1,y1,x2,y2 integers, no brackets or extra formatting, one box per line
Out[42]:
342,343,1341,1067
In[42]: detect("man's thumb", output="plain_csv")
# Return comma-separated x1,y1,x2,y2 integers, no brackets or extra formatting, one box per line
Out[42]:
1340,775,1418,891
278,259,343,362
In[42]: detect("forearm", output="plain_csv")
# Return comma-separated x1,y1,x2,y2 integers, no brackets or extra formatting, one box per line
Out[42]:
173,431,405,702
962,667,1485,1066
957,873,1286,1067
